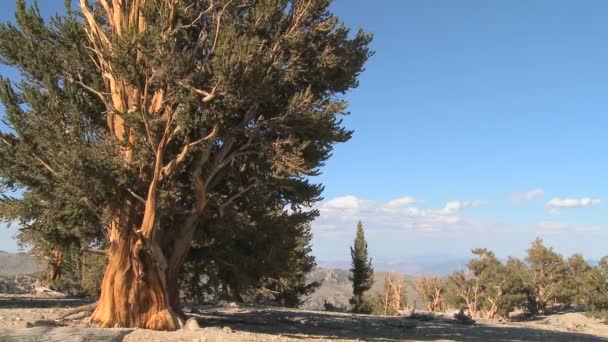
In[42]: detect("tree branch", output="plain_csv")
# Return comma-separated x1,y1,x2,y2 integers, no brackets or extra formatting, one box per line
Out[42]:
127,188,146,204
74,78,107,103
35,156,58,176
160,124,219,180
178,81,221,103
212,0,234,54
218,184,254,217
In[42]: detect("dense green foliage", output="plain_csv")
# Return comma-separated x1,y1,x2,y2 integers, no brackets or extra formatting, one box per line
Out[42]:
181,205,320,307
436,238,608,318
349,220,374,313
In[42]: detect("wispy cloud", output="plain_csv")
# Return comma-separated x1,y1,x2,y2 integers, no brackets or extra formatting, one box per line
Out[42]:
546,197,601,214
535,221,603,234
512,188,545,204
386,196,417,208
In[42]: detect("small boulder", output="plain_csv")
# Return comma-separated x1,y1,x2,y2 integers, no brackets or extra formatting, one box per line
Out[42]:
183,317,202,331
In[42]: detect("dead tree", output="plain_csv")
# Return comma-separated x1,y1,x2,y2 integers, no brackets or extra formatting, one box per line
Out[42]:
383,273,405,315
415,277,444,312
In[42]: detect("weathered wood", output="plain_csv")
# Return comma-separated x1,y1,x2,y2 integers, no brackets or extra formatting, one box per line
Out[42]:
0,326,133,342
33,286,66,298
56,303,97,320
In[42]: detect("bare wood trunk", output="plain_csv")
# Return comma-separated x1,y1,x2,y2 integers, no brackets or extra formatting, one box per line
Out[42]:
50,249,63,282
486,304,498,319
78,0,222,330
90,222,179,330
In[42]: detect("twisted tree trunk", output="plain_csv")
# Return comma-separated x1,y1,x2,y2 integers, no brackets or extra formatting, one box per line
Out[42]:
78,0,250,330
90,213,180,330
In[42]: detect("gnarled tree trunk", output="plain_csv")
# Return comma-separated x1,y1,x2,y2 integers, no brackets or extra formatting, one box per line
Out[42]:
90,221,179,330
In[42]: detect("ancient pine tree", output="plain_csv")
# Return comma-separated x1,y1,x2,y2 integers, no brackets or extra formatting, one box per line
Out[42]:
0,0,372,330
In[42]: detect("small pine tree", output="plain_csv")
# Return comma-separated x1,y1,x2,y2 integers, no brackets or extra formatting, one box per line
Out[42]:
349,221,374,313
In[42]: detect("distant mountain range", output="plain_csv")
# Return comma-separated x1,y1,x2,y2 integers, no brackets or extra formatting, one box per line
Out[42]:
303,267,425,311
0,251,40,276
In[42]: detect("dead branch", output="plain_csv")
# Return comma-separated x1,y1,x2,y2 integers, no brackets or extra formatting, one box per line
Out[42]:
127,188,147,204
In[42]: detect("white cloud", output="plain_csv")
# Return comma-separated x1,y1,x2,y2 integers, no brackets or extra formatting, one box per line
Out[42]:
386,196,417,208
546,197,601,214
439,200,488,215
322,195,365,210
315,195,487,236
512,188,545,204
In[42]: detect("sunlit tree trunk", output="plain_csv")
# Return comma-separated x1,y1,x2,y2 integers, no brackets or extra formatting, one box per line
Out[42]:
78,0,187,329
90,219,179,330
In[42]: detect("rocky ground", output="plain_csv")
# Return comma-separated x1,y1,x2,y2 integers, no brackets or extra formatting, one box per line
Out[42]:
1,295,608,341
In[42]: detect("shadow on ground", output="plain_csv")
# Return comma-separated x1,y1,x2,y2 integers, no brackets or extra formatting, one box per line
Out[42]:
193,307,608,342
0,296,94,309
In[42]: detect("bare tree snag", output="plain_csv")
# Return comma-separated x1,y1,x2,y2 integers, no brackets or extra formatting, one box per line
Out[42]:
415,277,444,312
382,273,405,316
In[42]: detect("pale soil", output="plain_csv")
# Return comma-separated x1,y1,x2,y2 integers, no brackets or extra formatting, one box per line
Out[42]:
1,296,608,341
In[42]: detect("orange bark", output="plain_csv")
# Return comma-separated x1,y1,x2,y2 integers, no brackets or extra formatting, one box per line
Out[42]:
49,248,63,282
90,221,179,330
78,0,229,330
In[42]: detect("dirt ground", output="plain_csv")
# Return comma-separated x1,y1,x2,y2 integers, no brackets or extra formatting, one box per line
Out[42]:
1,295,608,341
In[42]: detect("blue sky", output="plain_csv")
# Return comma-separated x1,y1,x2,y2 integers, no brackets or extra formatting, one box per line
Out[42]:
313,0,607,263
0,1,606,266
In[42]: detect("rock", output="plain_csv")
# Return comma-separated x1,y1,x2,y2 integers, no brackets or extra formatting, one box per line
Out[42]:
183,317,202,331
222,326,232,333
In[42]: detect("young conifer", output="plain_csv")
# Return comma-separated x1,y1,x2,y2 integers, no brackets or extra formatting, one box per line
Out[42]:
349,220,374,313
